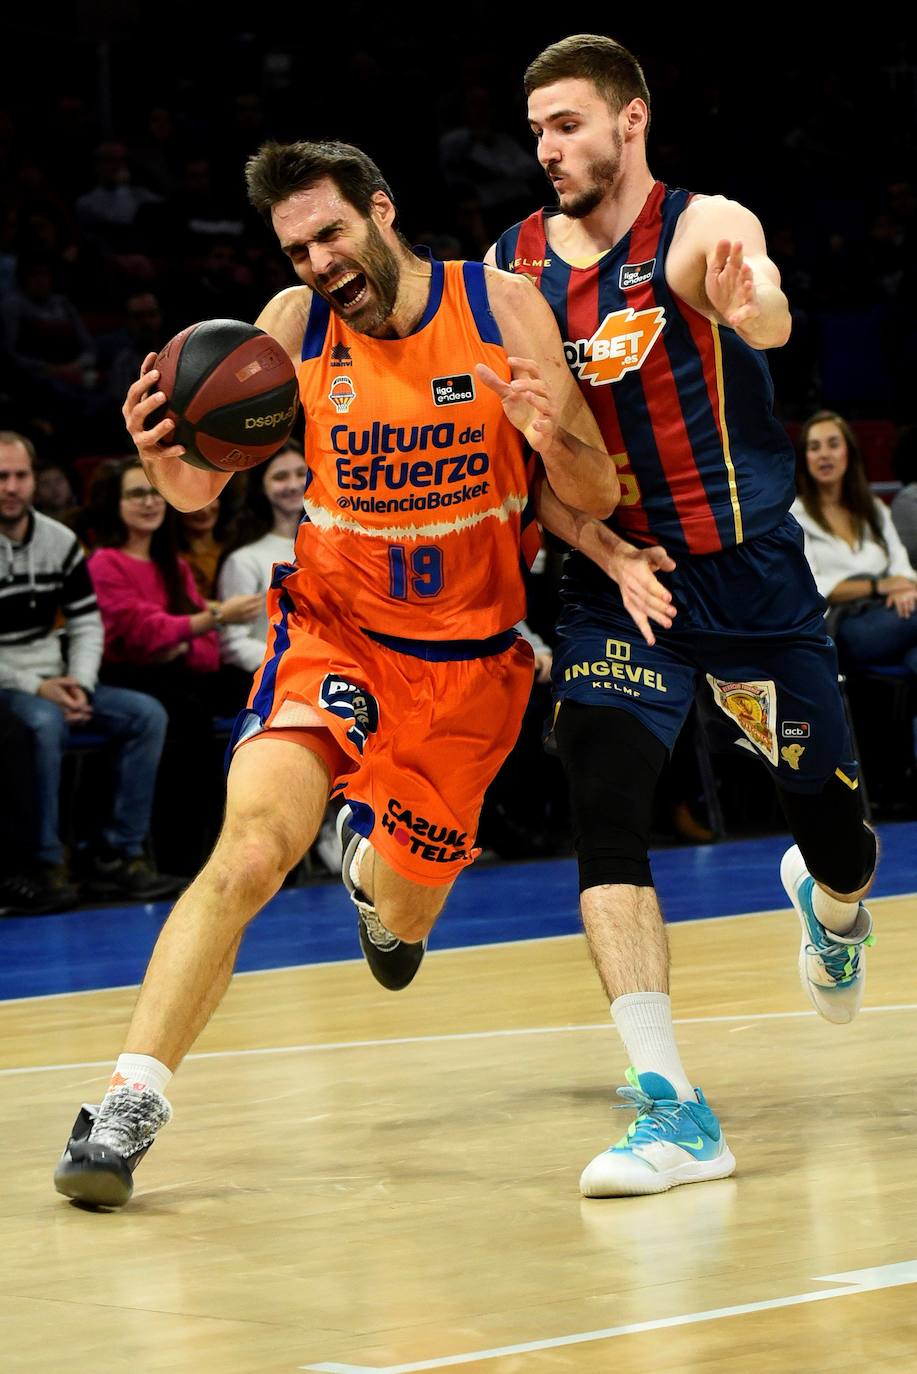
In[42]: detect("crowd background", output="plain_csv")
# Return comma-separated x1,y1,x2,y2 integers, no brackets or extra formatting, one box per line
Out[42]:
1,14,916,906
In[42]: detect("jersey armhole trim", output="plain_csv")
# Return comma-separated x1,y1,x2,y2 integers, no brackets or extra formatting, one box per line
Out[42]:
462,261,503,346
301,293,331,360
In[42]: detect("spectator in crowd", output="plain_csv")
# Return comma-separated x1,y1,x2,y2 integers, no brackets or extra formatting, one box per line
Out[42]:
86,457,261,872
130,106,183,199
177,488,238,601
0,432,179,905
891,426,917,568
792,411,917,675
0,254,97,403
215,443,306,675
33,458,80,525
439,85,542,236
102,292,164,406
135,155,245,267
178,237,258,324
75,142,162,249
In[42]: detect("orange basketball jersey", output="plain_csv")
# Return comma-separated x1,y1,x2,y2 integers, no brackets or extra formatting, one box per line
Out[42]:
291,257,540,641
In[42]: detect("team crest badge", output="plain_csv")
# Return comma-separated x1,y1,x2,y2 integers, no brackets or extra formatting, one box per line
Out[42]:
706,676,779,766
577,307,666,386
329,376,356,414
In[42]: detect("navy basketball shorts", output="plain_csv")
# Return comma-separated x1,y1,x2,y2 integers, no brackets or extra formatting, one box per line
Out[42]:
553,516,857,794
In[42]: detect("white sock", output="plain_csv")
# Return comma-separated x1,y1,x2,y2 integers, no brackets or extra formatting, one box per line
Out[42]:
812,887,860,936
611,993,695,1102
349,837,371,892
107,1054,172,1099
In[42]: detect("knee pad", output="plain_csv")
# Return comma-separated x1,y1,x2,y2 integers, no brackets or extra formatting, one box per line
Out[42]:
777,773,876,894
553,702,668,892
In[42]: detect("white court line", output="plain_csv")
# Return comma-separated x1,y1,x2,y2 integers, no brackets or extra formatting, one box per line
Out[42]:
3,889,915,1009
3,1002,917,1078
300,1261,917,1373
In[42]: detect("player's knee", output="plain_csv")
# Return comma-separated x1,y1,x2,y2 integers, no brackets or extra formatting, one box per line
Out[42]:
212,812,304,897
777,774,876,895
554,703,668,893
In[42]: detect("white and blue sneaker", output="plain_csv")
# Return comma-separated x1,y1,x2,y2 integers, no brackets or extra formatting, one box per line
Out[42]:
579,1068,735,1197
780,844,874,1025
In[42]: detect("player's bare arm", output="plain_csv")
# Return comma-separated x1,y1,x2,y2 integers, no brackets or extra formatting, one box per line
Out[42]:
122,286,311,513
666,196,792,351
479,268,619,518
535,477,676,646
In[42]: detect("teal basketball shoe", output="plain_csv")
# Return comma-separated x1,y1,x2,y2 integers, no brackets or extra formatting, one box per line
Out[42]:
780,844,874,1024
580,1068,735,1197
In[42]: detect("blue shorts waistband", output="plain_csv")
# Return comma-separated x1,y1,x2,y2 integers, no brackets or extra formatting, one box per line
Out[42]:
361,627,518,661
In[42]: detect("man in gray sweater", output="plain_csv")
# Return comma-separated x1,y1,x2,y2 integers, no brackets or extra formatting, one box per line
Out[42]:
0,432,180,909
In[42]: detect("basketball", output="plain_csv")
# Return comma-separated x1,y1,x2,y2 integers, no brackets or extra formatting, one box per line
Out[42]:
145,319,299,472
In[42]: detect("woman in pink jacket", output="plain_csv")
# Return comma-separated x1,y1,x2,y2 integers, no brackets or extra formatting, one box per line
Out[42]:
87,458,260,872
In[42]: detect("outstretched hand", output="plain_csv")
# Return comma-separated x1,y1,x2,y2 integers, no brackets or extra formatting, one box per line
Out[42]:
475,357,559,453
705,240,761,330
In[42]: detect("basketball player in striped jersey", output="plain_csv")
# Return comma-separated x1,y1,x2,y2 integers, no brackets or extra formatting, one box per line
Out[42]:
489,35,878,1197
53,139,634,1209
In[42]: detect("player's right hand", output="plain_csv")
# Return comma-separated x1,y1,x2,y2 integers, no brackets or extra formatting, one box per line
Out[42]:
122,353,187,462
587,529,677,645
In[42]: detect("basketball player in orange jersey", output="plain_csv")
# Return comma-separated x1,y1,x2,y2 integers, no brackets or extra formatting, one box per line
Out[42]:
488,35,879,1197
53,138,643,1210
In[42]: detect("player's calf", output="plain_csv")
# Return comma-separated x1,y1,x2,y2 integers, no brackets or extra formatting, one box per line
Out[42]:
338,807,429,991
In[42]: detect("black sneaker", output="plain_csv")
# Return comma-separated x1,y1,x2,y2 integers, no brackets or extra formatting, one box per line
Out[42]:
32,864,81,912
0,870,78,916
83,850,184,902
336,806,427,991
54,1087,171,1209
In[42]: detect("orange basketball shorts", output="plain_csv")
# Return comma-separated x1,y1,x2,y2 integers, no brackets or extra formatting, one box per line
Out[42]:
238,570,534,886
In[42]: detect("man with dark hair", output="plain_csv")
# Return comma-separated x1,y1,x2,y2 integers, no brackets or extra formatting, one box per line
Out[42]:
246,140,397,222
53,139,624,1209
488,33,878,1197
0,432,180,908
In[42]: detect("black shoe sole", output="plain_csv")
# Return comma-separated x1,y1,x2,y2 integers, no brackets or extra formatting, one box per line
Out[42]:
54,1153,134,1209
53,1106,151,1210
0,899,67,917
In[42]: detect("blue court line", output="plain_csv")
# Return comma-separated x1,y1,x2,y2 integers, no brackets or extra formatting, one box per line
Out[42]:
1,823,914,1002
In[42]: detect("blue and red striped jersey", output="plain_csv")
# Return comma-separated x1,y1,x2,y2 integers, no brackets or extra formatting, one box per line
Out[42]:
494,181,795,558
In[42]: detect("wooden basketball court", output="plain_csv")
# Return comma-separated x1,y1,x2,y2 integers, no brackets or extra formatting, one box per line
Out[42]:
3,888,916,1372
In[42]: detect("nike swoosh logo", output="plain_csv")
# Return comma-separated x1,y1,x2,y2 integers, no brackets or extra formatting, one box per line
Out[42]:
677,1136,705,1150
